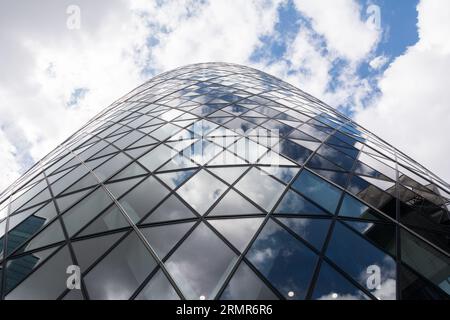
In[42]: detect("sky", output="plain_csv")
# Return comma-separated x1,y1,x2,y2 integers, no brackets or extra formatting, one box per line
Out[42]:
0,0,449,192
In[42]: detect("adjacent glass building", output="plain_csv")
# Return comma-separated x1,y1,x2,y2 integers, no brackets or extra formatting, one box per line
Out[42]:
0,62,449,300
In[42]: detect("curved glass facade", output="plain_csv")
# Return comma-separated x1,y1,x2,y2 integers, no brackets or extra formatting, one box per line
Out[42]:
0,62,449,300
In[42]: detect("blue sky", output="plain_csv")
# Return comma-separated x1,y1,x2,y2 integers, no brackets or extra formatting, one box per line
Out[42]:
0,0,450,192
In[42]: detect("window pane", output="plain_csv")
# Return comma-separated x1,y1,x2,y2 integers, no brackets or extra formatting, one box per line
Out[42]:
72,232,125,271
274,189,328,216
165,223,238,300
326,222,396,300
234,168,286,212
63,188,112,237
208,217,264,252
143,194,196,224
119,176,169,223
177,170,228,215
135,268,180,300
220,262,278,300
6,246,72,300
84,232,157,299
292,170,342,214
277,217,331,251
140,222,195,259
312,261,370,300
400,228,450,295
246,219,318,300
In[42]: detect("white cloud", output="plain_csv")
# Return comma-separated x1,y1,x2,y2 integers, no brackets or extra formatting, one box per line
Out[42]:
144,0,284,71
293,0,380,62
0,0,286,192
355,0,450,183
256,0,382,114
0,0,150,191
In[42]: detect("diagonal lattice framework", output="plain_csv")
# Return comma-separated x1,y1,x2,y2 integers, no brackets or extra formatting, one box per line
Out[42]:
0,62,449,300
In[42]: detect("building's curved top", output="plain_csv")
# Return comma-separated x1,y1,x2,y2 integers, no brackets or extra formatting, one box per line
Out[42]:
0,62,449,300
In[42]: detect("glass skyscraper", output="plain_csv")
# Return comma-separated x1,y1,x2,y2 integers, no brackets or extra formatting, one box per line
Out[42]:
0,62,448,300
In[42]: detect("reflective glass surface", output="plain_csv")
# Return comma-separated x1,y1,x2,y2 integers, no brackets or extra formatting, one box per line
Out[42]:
0,62,448,300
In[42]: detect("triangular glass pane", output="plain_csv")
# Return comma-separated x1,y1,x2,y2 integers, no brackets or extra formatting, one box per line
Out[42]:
105,176,144,199
5,246,60,294
277,217,331,251
338,194,385,221
207,150,246,166
208,167,246,185
246,219,318,300
110,162,147,181
56,188,93,213
177,170,228,215
220,261,278,300
158,153,198,171
72,231,126,270
312,261,370,300
62,188,113,237
259,166,299,184
62,173,98,195
234,168,286,212
135,269,180,300
125,146,153,159
79,205,130,237
129,135,158,148
140,222,195,259
21,188,51,211
275,189,327,215
208,189,262,216
165,223,238,300
208,218,263,252
138,144,174,172
143,194,196,224
258,151,297,166
156,169,197,189
24,220,66,252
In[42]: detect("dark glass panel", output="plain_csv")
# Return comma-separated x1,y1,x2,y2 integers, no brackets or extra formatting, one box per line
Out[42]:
6,246,72,299
400,228,450,296
399,263,449,300
277,139,312,165
274,189,328,216
338,194,386,221
246,219,318,300
6,202,57,255
292,170,342,214
326,222,396,300
312,261,370,300
277,217,330,251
